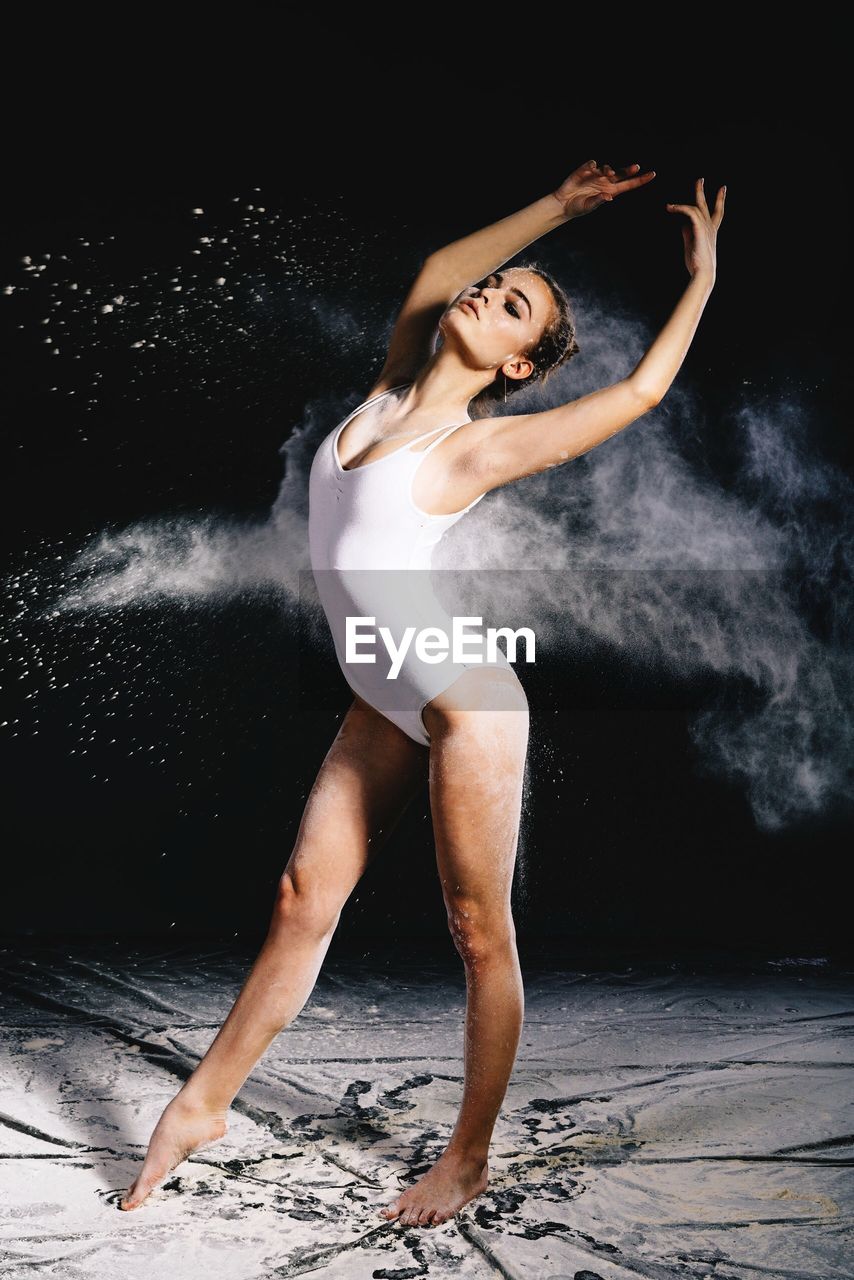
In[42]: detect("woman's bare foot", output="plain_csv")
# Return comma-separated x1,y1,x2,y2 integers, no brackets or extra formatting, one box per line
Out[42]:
380,1149,489,1226
120,1093,229,1210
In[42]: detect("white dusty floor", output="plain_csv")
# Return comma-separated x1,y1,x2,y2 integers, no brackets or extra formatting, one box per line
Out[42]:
0,944,851,1279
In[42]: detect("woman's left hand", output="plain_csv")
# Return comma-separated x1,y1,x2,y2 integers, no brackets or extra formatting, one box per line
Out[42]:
666,177,726,281
552,158,657,218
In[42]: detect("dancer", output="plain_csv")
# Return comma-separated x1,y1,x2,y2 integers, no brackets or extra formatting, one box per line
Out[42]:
121,161,724,1225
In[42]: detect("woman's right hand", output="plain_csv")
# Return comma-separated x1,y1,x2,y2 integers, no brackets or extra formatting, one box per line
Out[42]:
552,158,657,218
666,178,726,281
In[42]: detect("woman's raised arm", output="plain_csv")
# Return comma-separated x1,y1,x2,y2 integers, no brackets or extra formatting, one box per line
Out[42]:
423,159,656,291
371,160,656,394
468,178,726,490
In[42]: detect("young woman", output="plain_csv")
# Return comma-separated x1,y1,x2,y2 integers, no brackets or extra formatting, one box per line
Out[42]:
121,160,725,1226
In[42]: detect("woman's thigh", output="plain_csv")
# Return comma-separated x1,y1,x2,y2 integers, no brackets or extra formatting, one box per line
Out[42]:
423,669,530,919
283,695,428,907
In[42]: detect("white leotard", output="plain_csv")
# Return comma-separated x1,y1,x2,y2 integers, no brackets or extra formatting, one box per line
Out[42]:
308,383,512,744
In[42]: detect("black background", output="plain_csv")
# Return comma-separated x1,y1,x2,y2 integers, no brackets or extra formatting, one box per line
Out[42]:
2,47,850,955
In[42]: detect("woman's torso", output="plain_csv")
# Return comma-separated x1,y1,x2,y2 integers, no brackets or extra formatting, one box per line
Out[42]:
308,383,487,572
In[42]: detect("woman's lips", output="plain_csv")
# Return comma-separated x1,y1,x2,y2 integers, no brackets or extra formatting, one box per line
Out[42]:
459,298,479,318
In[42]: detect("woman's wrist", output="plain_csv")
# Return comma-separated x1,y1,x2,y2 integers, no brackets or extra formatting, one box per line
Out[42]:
690,268,716,294
545,190,574,224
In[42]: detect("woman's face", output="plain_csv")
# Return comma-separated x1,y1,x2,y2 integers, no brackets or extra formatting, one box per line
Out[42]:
441,268,556,381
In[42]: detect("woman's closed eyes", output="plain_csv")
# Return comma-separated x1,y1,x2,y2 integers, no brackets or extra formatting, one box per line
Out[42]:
471,275,521,319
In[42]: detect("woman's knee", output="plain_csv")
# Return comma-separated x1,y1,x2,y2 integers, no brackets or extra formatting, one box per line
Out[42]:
446,896,517,966
270,869,342,939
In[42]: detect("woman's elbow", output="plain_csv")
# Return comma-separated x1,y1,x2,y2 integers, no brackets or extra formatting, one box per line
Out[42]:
628,378,664,410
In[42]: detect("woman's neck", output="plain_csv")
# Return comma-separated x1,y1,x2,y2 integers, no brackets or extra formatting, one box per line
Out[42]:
398,352,493,422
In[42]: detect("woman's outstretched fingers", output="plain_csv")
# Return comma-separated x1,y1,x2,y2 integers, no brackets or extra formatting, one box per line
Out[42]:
552,159,656,218
666,202,701,218
622,164,656,189
669,180,726,229
665,179,724,280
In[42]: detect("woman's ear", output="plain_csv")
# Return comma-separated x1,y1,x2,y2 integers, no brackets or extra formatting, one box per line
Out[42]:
504,358,535,382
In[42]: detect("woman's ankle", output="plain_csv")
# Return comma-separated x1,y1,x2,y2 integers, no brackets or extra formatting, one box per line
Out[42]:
443,1139,490,1169
174,1082,231,1118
